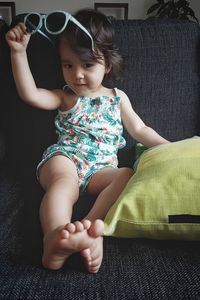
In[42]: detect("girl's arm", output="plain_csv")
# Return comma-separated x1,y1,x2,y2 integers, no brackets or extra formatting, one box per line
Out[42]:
6,23,62,110
120,90,170,147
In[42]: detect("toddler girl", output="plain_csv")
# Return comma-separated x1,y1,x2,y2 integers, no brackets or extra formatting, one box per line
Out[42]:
6,9,169,273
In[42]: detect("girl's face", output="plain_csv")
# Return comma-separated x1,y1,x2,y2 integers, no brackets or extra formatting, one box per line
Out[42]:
59,40,109,97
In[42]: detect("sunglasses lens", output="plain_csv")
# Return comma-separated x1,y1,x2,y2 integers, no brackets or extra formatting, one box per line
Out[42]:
46,12,66,33
25,13,40,33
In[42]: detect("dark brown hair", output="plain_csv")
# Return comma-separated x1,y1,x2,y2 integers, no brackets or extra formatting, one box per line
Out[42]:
57,9,123,81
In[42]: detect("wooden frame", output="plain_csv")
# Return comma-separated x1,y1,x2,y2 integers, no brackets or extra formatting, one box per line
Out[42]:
0,2,15,25
94,3,128,20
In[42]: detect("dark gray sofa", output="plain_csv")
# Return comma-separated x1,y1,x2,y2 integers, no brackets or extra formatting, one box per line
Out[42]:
0,14,200,299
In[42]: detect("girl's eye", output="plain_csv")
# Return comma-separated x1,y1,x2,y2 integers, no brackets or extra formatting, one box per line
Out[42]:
63,64,72,69
83,63,94,68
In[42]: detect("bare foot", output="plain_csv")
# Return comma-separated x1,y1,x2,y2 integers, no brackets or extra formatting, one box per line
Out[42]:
42,219,104,272
80,219,104,273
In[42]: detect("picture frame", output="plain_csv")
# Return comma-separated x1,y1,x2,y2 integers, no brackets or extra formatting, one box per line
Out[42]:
94,3,128,20
0,2,15,25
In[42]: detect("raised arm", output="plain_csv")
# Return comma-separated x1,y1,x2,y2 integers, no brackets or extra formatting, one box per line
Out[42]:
6,23,62,110
120,90,169,147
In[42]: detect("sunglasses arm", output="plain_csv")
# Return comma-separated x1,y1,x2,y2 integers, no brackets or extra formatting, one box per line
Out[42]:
70,15,95,51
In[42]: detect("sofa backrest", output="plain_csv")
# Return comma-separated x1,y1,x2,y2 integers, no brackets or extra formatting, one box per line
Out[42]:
1,15,200,176
1,14,64,177
112,19,200,148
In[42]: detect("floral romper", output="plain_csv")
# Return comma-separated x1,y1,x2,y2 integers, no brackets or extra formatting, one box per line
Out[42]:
37,88,126,193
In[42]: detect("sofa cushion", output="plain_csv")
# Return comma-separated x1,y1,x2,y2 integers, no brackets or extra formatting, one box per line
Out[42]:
104,137,200,240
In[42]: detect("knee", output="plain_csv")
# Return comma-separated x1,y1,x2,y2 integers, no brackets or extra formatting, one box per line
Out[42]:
43,173,79,192
118,167,134,179
112,167,134,185
44,175,80,204
53,174,78,186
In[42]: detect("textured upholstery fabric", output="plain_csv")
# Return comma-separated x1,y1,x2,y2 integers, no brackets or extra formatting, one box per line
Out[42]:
0,19,8,162
0,16,200,299
112,19,200,147
0,169,200,299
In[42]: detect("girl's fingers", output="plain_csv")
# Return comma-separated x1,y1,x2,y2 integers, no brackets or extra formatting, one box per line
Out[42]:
10,27,22,41
7,23,28,42
17,22,28,35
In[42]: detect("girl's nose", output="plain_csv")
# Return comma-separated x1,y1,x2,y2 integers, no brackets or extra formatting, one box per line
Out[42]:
75,68,84,80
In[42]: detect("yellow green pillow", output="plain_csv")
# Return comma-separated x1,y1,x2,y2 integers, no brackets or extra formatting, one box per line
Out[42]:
104,137,200,240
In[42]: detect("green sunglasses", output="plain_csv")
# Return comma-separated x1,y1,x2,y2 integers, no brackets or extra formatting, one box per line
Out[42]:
24,10,94,50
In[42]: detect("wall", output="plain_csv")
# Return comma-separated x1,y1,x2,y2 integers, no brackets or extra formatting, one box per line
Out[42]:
190,0,200,20
1,0,200,20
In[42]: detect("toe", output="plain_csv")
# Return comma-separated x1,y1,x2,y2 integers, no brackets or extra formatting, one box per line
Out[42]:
74,221,84,232
88,219,104,238
60,229,70,239
80,248,91,260
65,223,76,233
82,219,91,230
88,265,100,273
88,257,101,273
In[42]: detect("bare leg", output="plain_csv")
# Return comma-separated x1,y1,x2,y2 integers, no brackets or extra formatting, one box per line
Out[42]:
80,167,134,272
39,155,79,269
86,167,134,220
39,155,104,272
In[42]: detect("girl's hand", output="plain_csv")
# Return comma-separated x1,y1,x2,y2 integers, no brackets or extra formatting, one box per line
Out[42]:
6,22,31,53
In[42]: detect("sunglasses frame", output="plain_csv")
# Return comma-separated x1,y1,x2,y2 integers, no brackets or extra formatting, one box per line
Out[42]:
24,10,94,50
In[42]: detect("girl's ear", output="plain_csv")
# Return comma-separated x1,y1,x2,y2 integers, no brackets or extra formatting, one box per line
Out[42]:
105,64,112,74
